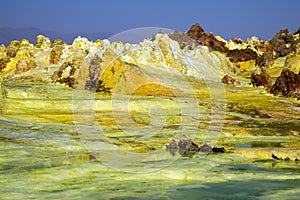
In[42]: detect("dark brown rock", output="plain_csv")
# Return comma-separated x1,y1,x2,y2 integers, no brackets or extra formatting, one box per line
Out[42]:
49,45,63,64
221,75,240,86
256,52,274,68
177,139,200,157
257,42,274,53
272,153,280,160
51,62,76,88
251,68,271,87
231,38,243,44
85,54,103,92
168,31,199,49
0,56,10,71
197,32,229,53
186,23,261,63
269,28,299,57
186,23,229,53
186,23,205,40
212,147,225,153
269,69,300,98
227,48,259,63
6,41,21,58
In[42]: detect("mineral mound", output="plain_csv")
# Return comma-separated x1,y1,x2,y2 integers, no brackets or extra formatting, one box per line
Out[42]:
0,23,299,98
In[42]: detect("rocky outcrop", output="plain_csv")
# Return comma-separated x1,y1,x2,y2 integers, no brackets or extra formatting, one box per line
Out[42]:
186,23,262,65
6,41,20,58
0,57,10,71
50,45,64,64
0,39,35,75
168,31,198,49
187,23,228,53
227,48,258,63
269,69,300,98
36,35,51,49
221,75,240,86
51,61,78,88
226,36,273,55
269,28,300,57
186,23,205,40
255,52,274,68
15,59,36,74
251,68,271,87
1,23,300,99
49,39,67,65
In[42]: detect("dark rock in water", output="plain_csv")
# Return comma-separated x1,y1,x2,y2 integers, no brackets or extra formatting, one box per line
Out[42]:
178,139,192,150
166,139,178,150
272,153,280,160
199,144,225,153
187,141,200,152
178,139,199,151
212,147,225,153
166,139,200,157
199,144,212,152
284,157,290,161
269,69,300,98
166,139,225,156
177,139,200,157
221,75,240,86
251,67,271,87
166,139,179,156
269,28,299,57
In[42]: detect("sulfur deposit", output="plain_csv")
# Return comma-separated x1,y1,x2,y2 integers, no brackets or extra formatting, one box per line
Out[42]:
0,24,300,195
0,23,299,99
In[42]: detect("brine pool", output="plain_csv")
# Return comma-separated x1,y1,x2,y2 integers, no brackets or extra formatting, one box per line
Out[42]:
0,82,299,199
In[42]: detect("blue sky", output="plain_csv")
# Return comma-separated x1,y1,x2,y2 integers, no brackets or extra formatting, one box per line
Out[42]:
0,0,299,40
